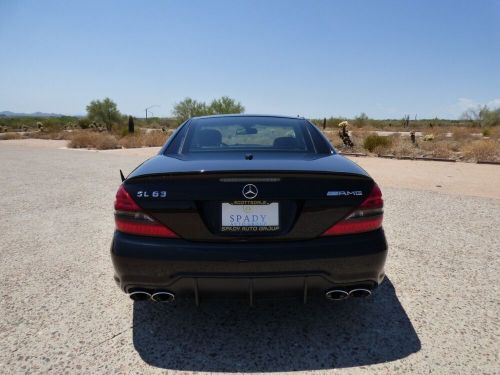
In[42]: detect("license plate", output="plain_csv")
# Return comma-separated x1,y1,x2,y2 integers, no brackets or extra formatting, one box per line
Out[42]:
221,201,279,232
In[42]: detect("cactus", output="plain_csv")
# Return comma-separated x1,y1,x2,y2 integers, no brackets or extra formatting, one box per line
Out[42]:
128,116,135,134
337,121,354,147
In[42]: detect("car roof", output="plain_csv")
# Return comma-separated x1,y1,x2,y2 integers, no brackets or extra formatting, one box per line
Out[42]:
190,114,306,120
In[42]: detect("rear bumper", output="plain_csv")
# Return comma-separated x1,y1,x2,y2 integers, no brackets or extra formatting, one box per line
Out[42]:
111,228,388,299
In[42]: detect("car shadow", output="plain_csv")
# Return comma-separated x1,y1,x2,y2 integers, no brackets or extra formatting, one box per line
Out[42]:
132,278,420,372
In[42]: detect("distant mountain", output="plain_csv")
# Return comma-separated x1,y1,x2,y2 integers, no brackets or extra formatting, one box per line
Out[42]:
0,111,71,117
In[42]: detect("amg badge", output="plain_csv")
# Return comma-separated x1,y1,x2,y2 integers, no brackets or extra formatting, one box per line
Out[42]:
327,191,363,197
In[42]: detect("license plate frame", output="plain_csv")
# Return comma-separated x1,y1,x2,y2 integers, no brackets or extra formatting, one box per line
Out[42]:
220,201,280,233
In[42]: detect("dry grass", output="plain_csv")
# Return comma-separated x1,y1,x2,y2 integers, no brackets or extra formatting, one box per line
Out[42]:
385,137,419,157
119,131,171,148
141,131,170,147
488,127,500,140
0,132,24,140
452,127,475,142
420,141,454,158
68,131,119,150
363,134,392,152
462,140,499,162
118,135,144,149
323,127,500,161
30,130,74,140
67,129,172,150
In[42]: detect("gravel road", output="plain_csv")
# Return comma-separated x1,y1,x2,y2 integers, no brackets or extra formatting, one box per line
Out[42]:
0,140,498,374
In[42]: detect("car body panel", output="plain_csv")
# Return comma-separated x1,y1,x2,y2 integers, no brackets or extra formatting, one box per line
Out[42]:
111,115,388,301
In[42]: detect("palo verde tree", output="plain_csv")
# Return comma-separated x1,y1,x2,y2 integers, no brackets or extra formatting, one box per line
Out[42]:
86,98,121,132
172,98,210,123
208,96,245,115
462,105,500,127
172,96,245,123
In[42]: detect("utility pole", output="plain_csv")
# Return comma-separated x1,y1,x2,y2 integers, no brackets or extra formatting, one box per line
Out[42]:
144,105,160,122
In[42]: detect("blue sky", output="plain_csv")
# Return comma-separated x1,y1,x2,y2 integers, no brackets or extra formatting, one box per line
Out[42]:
0,0,499,119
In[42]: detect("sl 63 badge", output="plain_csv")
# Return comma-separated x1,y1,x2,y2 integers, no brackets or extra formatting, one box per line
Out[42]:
136,190,167,198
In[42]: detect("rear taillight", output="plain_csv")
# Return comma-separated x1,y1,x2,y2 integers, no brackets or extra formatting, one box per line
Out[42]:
321,184,384,236
114,184,178,238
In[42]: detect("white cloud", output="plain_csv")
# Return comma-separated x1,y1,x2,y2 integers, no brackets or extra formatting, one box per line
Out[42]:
446,97,500,118
457,97,479,111
487,98,500,108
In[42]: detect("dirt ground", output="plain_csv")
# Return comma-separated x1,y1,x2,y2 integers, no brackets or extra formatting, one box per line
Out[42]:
349,156,500,199
1,138,499,374
3,138,500,199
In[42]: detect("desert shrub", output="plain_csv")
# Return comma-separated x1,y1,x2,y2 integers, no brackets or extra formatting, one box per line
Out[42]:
387,137,418,157
141,131,168,147
0,132,24,140
363,134,392,152
452,127,473,141
119,135,143,148
117,125,129,138
29,129,74,140
77,118,91,129
118,131,171,148
422,134,435,141
482,128,491,137
353,113,369,128
463,140,499,162
69,131,119,150
489,127,500,140
429,142,453,158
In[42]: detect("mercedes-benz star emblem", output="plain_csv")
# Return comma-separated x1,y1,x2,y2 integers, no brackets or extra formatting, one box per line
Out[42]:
242,184,258,199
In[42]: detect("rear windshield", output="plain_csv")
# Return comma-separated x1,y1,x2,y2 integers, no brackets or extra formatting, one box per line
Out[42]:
170,116,325,154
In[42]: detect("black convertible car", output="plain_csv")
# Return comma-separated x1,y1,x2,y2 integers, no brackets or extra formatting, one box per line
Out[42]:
111,115,387,305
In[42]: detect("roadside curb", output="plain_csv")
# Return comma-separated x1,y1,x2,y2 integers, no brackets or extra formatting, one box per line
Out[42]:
339,152,367,157
477,160,500,165
377,154,457,162
414,157,456,162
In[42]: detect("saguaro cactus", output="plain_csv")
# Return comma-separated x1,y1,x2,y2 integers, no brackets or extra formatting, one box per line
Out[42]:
128,116,135,134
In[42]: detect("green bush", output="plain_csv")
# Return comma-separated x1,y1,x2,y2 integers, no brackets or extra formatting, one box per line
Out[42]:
363,134,392,152
77,118,90,129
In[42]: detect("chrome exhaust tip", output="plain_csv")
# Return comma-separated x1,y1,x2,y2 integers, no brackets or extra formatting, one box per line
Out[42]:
129,291,152,301
151,291,175,303
349,288,372,298
325,289,349,301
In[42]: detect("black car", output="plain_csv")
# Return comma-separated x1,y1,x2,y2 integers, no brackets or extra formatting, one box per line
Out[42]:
111,115,387,305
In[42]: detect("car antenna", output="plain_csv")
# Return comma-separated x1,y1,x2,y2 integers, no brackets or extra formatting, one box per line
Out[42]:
120,169,125,182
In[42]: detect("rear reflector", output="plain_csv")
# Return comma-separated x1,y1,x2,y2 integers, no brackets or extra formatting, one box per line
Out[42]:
114,184,178,238
321,184,384,236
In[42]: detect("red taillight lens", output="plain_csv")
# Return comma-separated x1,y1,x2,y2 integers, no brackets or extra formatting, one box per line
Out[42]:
321,184,384,236
115,184,142,211
114,185,178,238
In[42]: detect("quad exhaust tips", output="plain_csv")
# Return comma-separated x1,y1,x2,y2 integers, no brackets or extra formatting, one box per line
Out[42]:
325,289,349,301
151,291,175,303
349,288,372,298
325,287,372,301
129,291,151,301
128,290,175,303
